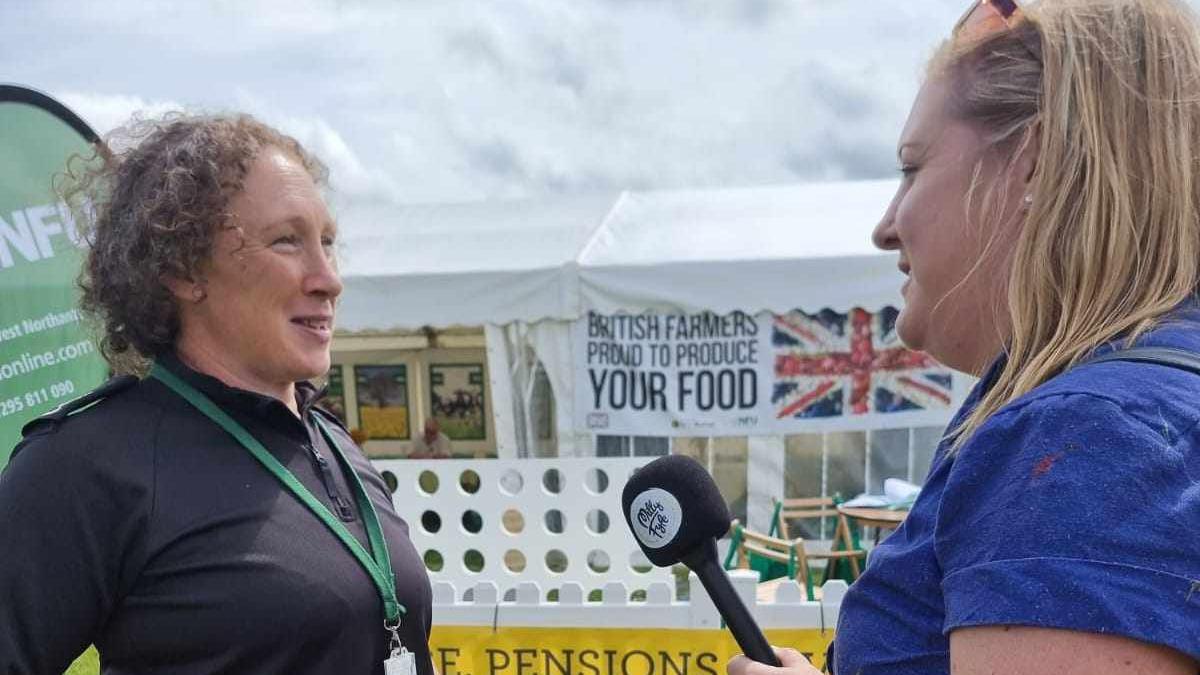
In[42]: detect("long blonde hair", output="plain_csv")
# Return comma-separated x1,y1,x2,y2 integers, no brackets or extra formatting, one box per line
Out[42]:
939,0,1200,449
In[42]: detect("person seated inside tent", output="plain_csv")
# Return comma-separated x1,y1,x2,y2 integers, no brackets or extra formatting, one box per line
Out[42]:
411,417,452,458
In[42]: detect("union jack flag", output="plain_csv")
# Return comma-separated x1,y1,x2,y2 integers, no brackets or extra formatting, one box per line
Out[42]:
771,307,953,419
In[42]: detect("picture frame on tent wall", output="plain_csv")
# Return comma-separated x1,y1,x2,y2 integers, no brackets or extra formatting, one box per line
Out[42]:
355,364,411,440
317,364,348,424
429,363,487,441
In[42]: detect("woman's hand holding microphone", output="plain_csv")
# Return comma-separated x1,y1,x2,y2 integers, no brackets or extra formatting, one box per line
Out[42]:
727,647,823,675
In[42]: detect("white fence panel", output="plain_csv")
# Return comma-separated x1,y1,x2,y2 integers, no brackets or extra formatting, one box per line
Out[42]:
375,458,671,599
429,572,849,630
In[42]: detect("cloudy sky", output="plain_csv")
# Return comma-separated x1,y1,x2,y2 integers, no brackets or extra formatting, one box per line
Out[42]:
6,1,980,208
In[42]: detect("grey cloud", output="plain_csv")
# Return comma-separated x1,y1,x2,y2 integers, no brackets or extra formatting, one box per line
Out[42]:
734,0,792,27
798,67,879,122
446,26,510,74
446,12,603,99
461,136,528,180
782,135,898,182
8,0,966,206
592,0,794,27
535,41,592,97
750,57,908,182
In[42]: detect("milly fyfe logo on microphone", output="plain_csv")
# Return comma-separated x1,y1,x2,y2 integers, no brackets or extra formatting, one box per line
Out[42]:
629,488,682,549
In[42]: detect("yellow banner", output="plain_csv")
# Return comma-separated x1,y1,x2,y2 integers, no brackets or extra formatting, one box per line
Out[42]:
429,626,832,675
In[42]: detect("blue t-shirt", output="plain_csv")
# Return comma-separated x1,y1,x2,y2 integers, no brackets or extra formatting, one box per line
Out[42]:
833,309,1200,674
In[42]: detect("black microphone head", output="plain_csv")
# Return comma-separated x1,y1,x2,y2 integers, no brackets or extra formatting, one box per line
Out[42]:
622,454,731,567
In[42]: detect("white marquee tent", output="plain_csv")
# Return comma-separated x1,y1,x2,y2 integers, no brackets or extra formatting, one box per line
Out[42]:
336,178,904,332
334,179,944,530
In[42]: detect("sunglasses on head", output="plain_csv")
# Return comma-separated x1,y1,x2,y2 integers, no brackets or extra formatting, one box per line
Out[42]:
954,0,1023,40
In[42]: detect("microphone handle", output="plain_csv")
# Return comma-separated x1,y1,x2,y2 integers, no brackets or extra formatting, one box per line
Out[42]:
683,543,781,667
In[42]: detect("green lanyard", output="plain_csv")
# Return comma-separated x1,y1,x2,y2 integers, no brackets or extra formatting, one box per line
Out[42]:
150,363,405,629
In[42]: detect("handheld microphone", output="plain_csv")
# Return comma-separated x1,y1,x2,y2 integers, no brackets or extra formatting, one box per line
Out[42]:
622,455,780,666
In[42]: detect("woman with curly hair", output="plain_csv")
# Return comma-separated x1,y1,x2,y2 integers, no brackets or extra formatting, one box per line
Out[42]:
0,114,433,675
729,1,1199,674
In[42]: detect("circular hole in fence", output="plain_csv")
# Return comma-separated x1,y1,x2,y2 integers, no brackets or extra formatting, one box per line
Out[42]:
504,509,528,530
585,509,610,534
587,589,603,602
421,510,442,534
545,549,568,573
499,469,524,496
584,468,609,494
418,471,439,495
462,510,483,534
459,470,481,494
544,509,566,534
542,468,563,494
464,549,485,573
503,509,525,534
629,550,652,574
504,549,527,573
587,550,611,573
382,470,399,494
423,549,444,572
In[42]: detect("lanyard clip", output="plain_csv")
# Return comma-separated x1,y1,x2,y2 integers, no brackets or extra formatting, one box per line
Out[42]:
386,618,403,656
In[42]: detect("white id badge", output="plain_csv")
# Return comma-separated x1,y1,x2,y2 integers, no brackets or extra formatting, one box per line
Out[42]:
384,646,416,675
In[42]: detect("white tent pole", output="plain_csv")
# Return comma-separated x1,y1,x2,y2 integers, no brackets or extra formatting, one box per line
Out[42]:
747,435,785,532
511,324,536,459
484,324,519,459
522,359,539,457
527,321,580,458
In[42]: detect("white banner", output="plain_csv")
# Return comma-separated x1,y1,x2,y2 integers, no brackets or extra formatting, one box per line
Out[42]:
574,309,961,437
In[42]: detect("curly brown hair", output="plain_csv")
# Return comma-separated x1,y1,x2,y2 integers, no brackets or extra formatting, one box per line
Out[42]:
70,112,328,371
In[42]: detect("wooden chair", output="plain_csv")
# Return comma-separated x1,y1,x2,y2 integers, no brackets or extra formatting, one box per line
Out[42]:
771,497,867,584
725,519,815,599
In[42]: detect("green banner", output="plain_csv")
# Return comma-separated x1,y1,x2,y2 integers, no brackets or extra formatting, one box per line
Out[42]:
0,86,107,468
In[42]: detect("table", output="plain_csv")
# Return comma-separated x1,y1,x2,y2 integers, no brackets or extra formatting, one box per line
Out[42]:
838,505,909,548
837,506,909,529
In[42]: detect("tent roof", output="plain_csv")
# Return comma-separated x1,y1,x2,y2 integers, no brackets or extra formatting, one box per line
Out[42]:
339,192,614,276
337,179,903,332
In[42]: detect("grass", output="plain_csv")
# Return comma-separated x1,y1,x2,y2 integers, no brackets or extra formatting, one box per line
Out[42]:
65,647,98,675
437,417,485,440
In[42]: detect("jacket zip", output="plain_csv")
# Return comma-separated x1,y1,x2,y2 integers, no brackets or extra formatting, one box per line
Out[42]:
304,437,355,522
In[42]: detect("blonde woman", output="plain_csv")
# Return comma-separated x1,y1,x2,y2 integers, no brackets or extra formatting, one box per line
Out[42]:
728,1,1200,674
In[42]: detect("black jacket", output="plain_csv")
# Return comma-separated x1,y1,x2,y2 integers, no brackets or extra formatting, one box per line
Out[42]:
0,354,433,674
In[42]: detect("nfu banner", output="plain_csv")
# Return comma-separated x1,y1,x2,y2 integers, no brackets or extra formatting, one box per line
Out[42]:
0,86,107,468
574,308,959,437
